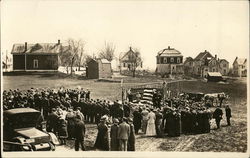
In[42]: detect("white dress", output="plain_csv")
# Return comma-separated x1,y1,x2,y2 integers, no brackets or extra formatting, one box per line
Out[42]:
146,111,156,136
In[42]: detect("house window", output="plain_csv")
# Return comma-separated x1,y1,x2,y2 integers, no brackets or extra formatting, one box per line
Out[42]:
33,59,38,68
161,57,164,64
224,69,226,74
223,64,227,67
170,58,174,63
213,68,215,72
177,58,180,63
164,57,167,64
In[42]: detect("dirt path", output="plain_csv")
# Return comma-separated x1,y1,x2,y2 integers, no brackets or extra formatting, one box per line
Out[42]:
174,135,200,151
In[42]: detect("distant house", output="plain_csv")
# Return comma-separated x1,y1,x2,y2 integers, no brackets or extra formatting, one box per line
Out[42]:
155,46,184,75
232,57,247,77
11,40,61,71
119,47,143,72
183,57,194,75
207,72,223,82
86,58,112,79
186,50,229,77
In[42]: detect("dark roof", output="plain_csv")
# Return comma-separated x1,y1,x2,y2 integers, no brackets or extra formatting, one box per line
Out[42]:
194,50,213,60
157,46,182,57
4,108,40,115
219,59,229,63
11,43,61,54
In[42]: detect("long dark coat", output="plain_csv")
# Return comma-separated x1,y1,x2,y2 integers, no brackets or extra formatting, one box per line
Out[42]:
110,124,119,151
127,124,135,151
133,111,142,134
94,123,109,151
58,119,68,138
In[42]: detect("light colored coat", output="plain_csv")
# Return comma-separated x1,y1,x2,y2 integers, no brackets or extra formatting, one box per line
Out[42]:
118,122,130,140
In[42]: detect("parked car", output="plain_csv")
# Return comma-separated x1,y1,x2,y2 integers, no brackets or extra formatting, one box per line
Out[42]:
3,108,59,151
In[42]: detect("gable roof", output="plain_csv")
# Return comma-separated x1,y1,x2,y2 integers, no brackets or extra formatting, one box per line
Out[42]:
194,50,213,61
219,59,229,63
120,47,137,61
235,58,247,65
157,46,182,57
11,43,61,54
99,59,111,64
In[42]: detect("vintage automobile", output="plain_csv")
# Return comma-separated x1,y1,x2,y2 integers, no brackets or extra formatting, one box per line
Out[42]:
3,108,59,151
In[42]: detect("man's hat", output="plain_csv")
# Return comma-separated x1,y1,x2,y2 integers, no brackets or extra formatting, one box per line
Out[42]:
113,118,119,123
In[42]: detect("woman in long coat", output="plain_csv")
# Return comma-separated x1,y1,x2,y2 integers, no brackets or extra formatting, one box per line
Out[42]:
58,117,68,145
146,109,156,136
94,117,109,151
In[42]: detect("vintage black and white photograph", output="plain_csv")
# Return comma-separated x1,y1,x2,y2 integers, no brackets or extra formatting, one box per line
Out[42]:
1,0,249,157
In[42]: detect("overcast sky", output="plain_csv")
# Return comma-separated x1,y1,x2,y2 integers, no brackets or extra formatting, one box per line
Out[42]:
1,0,249,70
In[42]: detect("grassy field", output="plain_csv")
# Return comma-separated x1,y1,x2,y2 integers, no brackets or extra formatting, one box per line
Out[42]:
3,73,248,152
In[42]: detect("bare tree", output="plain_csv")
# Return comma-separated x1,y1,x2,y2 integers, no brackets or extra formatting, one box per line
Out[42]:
98,41,116,62
59,38,85,75
130,47,143,77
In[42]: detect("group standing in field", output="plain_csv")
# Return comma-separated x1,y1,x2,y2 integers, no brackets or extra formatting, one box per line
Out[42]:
2,86,232,151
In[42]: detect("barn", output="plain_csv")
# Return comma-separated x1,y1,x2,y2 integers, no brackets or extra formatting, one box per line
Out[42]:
207,72,223,82
86,58,112,79
11,40,60,71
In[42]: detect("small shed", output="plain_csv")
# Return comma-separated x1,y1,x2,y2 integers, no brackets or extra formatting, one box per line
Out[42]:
207,72,223,82
86,58,112,79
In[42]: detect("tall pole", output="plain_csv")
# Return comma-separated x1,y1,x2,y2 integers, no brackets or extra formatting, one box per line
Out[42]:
6,50,8,71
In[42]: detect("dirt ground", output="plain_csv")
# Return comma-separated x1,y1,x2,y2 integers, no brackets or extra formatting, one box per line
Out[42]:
3,74,248,152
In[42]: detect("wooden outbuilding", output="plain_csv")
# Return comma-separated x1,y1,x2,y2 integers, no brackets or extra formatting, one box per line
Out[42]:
86,58,112,79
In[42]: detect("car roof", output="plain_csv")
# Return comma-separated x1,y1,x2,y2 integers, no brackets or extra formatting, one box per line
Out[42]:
4,108,40,115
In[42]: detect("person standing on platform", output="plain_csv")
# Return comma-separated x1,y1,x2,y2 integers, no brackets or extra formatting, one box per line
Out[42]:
225,105,232,126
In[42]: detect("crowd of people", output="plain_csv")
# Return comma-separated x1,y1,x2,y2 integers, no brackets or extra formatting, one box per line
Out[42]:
2,87,232,151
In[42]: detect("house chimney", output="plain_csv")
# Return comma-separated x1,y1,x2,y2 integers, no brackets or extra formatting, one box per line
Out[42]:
24,42,27,52
129,47,132,51
168,46,170,49
58,39,60,44
215,54,217,60
204,50,207,52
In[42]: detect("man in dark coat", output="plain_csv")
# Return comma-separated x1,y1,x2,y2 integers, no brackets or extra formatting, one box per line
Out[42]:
155,109,163,138
47,108,60,135
213,106,223,129
74,115,86,151
110,118,119,151
133,107,142,134
225,105,232,126
127,118,135,151
94,116,109,151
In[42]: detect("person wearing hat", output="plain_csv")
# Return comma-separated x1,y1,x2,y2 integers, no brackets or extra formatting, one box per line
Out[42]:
118,117,130,151
65,108,76,139
146,108,156,137
58,117,68,145
127,118,135,151
225,104,232,126
94,116,109,151
213,106,223,129
110,118,120,151
133,107,142,134
155,108,163,138
141,107,149,134
74,115,86,151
